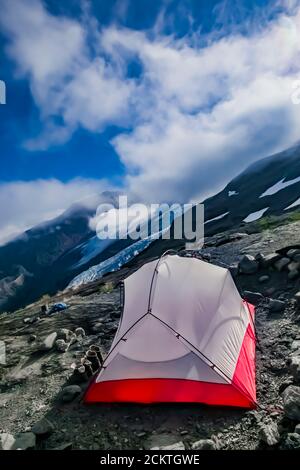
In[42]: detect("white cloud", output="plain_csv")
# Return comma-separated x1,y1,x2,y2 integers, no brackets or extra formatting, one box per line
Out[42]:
1,0,300,219
0,0,134,149
0,178,109,245
104,9,300,201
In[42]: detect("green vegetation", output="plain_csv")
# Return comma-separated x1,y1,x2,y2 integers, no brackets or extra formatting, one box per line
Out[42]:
254,210,300,232
100,282,115,294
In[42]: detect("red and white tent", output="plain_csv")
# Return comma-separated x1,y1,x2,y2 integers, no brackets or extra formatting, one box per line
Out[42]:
84,254,256,408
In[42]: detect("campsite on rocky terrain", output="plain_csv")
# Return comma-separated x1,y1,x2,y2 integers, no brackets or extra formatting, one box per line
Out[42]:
2,0,300,457
1,216,300,450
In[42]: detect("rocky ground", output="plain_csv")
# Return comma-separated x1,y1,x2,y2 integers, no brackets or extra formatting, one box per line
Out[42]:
0,221,300,450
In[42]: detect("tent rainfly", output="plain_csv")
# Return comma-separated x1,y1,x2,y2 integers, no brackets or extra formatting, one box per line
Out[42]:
84,254,256,408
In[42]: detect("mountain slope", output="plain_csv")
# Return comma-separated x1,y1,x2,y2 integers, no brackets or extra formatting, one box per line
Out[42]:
0,192,134,312
202,142,300,233
68,143,300,288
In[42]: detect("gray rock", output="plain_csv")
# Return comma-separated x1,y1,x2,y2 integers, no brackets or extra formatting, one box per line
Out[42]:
57,328,72,341
255,253,265,263
28,334,36,342
282,385,300,421
151,441,185,450
295,424,300,435
0,433,15,450
243,291,264,305
238,255,259,274
288,270,299,280
54,442,73,450
258,275,269,283
191,439,217,450
92,322,103,333
13,432,36,450
269,299,286,313
40,332,57,351
32,418,54,437
146,433,184,450
288,261,300,272
75,327,86,338
259,421,280,446
274,257,290,272
279,378,294,394
55,339,69,352
261,253,281,268
291,340,300,351
295,292,300,306
287,249,300,259
288,355,300,383
61,385,82,403
280,433,300,449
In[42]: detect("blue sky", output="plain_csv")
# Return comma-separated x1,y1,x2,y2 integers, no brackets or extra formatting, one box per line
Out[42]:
0,0,300,243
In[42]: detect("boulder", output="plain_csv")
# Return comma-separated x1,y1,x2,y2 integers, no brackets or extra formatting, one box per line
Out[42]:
288,355,300,383
269,299,286,313
151,441,185,450
57,328,71,341
288,270,299,280
191,439,217,450
282,385,300,421
259,421,280,446
243,291,264,305
288,261,300,272
146,433,185,450
287,249,300,259
274,257,290,272
61,385,82,403
75,327,86,338
55,339,69,353
291,340,300,351
258,275,269,283
31,418,54,437
0,433,15,450
261,253,281,268
279,379,294,394
295,424,300,435
280,433,300,449
255,253,265,263
39,332,57,351
28,334,36,343
238,255,259,274
57,328,76,344
295,292,300,306
92,322,103,333
13,432,36,450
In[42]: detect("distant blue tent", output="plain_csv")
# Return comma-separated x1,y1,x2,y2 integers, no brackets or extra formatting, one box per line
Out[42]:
49,302,69,314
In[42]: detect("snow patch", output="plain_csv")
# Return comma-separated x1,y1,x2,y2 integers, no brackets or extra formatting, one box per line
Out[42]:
259,176,300,198
205,212,229,224
243,207,269,223
284,198,300,210
228,190,238,197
